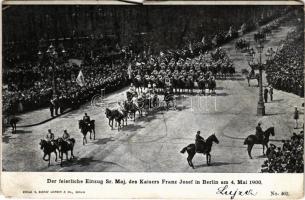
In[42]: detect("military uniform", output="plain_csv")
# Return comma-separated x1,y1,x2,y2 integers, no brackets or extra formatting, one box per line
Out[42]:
256,124,264,141
83,114,91,126
62,130,70,141
46,129,55,144
54,97,59,115
49,99,54,117
195,132,205,153
59,95,64,114
269,86,273,101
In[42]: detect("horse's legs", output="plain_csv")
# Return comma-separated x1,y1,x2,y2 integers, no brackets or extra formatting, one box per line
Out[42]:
48,154,51,167
71,148,74,159
111,120,114,129
11,123,16,134
187,152,195,169
42,153,47,161
12,123,16,133
248,144,254,159
58,150,62,159
60,152,63,166
206,154,209,165
89,130,92,140
207,153,211,165
117,121,120,132
54,151,57,162
263,142,269,156
186,154,192,167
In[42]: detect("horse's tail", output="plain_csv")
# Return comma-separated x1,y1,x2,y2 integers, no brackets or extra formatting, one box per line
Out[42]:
244,137,249,145
180,146,188,154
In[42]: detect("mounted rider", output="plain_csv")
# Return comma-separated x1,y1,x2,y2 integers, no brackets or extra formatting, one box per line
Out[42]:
62,129,72,144
195,131,205,153
46,129,55,144
83,113,91,127
62,130,70,141
255,122,264,141
129,83,137,96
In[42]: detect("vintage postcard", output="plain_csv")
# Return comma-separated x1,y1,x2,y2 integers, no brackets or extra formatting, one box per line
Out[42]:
1,1,304,199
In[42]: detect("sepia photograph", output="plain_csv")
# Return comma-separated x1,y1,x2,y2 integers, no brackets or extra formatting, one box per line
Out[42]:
2,4,304,174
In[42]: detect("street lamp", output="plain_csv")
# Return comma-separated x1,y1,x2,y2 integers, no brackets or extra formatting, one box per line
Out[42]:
38,44,66,97
255,39,265,116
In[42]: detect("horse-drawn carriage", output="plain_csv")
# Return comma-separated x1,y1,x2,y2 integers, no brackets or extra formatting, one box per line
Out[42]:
235,39,250,51
105,90,160,131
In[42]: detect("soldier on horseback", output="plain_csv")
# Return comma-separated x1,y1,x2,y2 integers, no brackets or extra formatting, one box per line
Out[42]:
83,113,91,127
46,129,55,144
195,131,205,153
62,129,72,145
256,122,264,142
62,130,70,141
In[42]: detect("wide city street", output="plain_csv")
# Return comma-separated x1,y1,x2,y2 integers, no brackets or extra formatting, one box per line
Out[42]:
2,21,303,172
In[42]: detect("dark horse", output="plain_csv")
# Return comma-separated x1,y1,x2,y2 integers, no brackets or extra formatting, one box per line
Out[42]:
57,138,75,167
244,127,275,159
105,108,127,131
39,139,58,167
10,117,19,134
79,120,95,145
124,100,140,121
180,134,219,169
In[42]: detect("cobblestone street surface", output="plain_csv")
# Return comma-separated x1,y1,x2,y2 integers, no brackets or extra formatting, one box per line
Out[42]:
2,23,303,172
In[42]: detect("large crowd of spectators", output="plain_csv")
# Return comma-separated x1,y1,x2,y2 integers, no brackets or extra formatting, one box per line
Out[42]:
261,130,304,173
2,23,241,117
3,59,129,115
3,11,295,119
265,20,304,97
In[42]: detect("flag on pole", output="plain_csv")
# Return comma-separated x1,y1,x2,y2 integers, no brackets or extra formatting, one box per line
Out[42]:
76,70,85,87
201,36,205,45
189,42,193,53
127,64,132,79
